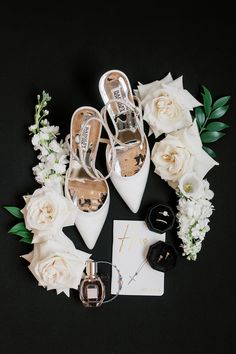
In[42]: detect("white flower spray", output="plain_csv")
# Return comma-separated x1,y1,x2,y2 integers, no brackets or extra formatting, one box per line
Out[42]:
29,91,69,192
176,174,214,261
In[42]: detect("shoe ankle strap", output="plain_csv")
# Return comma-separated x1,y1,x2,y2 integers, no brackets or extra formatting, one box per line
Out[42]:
101,96,145,147
66,116,116,181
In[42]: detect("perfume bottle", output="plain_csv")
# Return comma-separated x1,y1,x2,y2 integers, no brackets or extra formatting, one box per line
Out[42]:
80,260,105,307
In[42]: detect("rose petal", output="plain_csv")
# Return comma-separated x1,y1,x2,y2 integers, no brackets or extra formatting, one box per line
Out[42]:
137,72,173,100
63,289,70,297
62,198,77,227
168,75,183,89
21,250,34,263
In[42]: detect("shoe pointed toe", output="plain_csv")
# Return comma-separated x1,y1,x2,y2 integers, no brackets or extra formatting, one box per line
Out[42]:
109,143,150,213
74,193,110,249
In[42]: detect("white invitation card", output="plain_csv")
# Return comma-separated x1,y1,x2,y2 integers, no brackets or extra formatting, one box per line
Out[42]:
111,220,165,296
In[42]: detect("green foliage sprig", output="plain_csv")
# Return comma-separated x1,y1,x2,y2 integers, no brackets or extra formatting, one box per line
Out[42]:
4,206,32,244
193,86,230,158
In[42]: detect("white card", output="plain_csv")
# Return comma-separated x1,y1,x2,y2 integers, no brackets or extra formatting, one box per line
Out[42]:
111,220,165,296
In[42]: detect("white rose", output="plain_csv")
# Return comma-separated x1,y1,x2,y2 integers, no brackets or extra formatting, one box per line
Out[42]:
136,73,202,137
152,134,194,187
151,121,219,188
22,231,91,297
21,187,77,242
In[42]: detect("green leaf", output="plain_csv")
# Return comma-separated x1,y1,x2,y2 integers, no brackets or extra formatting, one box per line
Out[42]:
202,85,212,117
205,122,229,132
209,105,229,119
8,222,26,234
195,107,205,128
212,96,230,110
201,131,225,143
203,146,217,158
20,238,32,244
11,230,32,239
4,206,23,219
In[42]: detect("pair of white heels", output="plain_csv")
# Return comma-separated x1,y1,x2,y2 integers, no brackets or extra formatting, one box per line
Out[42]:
65,70,150,249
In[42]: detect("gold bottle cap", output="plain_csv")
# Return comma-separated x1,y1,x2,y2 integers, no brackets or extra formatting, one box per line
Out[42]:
86,260,97,277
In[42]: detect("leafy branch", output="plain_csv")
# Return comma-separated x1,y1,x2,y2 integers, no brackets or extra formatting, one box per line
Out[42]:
193,86,230,158
3,206,32,244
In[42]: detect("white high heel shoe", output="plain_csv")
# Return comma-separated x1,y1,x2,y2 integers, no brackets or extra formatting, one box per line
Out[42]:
99,70,150,213
65,106,115,249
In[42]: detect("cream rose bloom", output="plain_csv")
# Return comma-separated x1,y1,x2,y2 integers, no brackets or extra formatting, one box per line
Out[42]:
22,231,91,297
136,73,202,137
21,187,77,243
151,121,219,188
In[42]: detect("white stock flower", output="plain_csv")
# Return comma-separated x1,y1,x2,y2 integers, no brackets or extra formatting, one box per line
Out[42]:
38,145,49,157
21,187,77,242
40,119,49,126
33,167,48,184
22,231,91,297
29,124,38,133
151,121,219,189
136,73,202,137
53,162,67,175
49,139,61,152
32,134,40,146
44,175,64,195
59,154,69,165
39,131,50,141
30,93,69,191
176,179,214,260
202,180,214,200
41,125,59,135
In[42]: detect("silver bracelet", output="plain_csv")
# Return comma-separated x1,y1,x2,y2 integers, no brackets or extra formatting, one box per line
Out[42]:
96,261,123,304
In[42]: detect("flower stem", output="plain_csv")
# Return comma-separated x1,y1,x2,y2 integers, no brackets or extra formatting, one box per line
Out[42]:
199,116,209,134
199,105,212,134
34,91,51,132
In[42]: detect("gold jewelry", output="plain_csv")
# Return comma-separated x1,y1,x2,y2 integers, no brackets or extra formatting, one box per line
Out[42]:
165,252,170,260
118,224,130,252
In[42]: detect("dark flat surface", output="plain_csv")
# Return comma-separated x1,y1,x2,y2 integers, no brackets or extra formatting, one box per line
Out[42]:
0,4,235,354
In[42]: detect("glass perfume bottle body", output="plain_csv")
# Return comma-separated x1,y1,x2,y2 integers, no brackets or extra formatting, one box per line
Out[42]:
80,260,105,307
80,276,105,307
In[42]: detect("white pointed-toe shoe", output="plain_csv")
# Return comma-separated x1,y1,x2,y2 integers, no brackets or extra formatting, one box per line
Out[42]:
65,106,114,249
99,69,150,213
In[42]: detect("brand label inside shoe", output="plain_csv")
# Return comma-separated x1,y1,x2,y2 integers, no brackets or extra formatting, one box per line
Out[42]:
80,125,90,151
111,86,127,115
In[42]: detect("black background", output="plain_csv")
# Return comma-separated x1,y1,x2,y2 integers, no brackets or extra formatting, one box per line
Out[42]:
0,3,235,354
